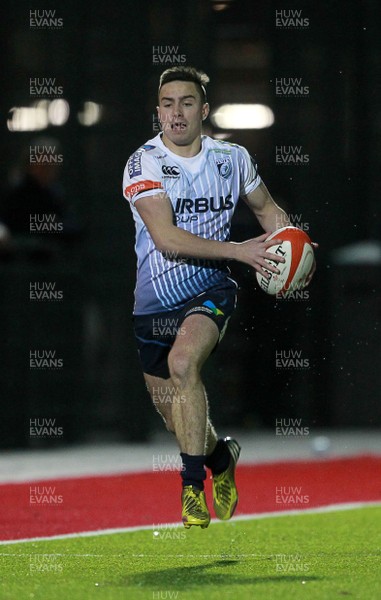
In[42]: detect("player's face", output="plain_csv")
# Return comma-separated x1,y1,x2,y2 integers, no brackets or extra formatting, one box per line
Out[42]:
157,81,209,151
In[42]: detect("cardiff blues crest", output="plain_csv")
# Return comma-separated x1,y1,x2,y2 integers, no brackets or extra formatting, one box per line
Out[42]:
216,156,233,180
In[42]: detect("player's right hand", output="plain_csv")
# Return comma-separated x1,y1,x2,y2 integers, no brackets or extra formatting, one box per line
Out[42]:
234,233,286,278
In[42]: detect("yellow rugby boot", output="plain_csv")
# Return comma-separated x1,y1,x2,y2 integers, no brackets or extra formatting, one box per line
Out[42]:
181,486,210,529
212,437,241,520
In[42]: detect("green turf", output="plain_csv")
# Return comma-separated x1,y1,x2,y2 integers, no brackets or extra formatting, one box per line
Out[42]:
1,506,380,600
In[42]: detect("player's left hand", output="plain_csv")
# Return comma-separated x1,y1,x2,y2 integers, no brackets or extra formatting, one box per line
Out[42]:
305,242,318,286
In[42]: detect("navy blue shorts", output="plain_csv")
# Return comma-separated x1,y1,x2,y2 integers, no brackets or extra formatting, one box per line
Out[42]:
133,283,237,379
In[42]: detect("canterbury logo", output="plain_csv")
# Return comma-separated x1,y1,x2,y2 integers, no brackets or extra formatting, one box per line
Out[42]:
162,165,180,176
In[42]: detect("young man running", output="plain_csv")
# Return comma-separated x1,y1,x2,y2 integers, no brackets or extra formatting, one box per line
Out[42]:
123,66,312,529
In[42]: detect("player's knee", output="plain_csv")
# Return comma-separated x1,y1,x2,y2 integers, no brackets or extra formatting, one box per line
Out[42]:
168,351,197,387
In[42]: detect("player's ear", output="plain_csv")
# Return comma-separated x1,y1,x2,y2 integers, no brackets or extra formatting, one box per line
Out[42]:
202,103,210,121
156,105,162,125
156,106,163,130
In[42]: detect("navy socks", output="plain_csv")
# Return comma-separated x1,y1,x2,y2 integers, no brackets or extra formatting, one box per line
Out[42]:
180,439,231,490
204,438,230,475
180,453,207,491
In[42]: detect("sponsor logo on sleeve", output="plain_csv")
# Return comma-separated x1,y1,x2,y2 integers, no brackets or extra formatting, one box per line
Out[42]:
124,180,163,202
127,145,156,178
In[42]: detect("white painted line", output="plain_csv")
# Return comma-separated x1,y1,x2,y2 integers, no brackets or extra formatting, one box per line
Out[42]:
0,500,380,546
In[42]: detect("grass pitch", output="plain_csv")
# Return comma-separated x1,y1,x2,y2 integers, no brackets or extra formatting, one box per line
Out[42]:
0,506,380,600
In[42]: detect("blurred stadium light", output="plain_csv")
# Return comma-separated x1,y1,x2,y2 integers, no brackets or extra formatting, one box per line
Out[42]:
211,103,274,129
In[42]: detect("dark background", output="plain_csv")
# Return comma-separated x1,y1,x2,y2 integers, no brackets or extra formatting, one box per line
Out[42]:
1,0,380,448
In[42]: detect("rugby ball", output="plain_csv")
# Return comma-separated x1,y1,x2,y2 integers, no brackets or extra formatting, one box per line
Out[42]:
256,226,314,297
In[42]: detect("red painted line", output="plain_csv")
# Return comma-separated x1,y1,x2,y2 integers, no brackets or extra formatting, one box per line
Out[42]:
1,455,380,541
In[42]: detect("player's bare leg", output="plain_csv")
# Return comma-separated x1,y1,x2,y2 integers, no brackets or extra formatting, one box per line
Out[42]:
143,374,177,434
170,314,240,521
167,314,219,455
144,315,239,527
154,314,216,528
144,373,218,455
205,414,218,455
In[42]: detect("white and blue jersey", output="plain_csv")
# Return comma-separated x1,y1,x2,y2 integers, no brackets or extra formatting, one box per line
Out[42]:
123,133,261,315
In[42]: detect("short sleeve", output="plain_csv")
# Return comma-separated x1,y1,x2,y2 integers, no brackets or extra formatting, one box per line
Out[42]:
123,148,164,206
238,146,261,196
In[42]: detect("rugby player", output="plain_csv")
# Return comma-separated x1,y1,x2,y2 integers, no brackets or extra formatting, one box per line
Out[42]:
123,66,313,528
